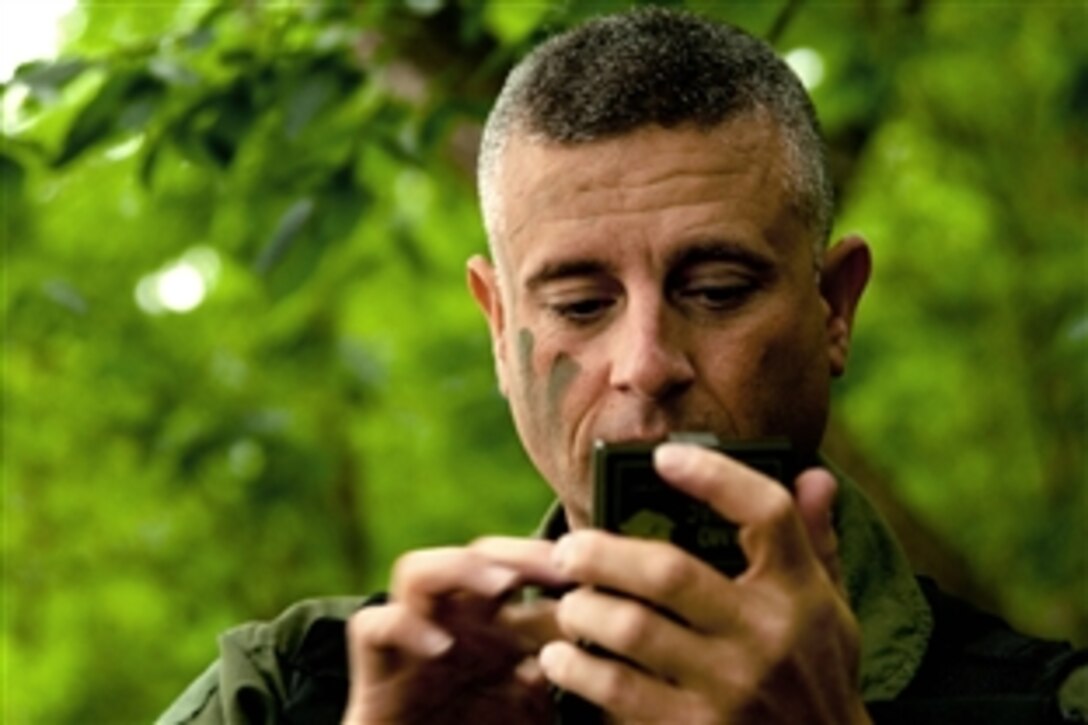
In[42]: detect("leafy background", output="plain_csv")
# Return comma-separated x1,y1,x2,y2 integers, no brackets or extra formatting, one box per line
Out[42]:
2,1,1085,722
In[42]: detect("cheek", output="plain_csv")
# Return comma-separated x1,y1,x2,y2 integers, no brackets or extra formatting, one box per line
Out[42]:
703,302,826,417
512,328,583,438
750,307,831,437
756,284,828,367
761,307,826,385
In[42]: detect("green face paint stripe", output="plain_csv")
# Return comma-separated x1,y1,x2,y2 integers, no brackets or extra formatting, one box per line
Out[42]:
546,354,580,425
516,328,551,438
517,328,534,383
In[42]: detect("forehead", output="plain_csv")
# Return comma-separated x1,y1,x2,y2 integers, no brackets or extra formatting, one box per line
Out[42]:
491,118,801,279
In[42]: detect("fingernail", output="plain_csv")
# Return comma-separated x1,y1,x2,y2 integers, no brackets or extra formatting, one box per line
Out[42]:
653,442,690,475
421,628,454,657
538,641,563,673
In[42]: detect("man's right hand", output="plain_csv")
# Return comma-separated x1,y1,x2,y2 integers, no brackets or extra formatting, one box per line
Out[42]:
342,537,571,725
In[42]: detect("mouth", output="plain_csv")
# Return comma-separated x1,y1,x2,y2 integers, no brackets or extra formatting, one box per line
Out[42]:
595,430,670,447
597,429,719,447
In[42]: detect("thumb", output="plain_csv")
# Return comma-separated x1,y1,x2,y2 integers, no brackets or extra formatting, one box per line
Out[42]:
794,468,843,590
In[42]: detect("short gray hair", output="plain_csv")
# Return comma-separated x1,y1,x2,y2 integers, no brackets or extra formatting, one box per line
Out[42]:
478,8,833,259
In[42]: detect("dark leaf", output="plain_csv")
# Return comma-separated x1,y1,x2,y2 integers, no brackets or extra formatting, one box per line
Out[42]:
254,197,317,276
202,85,257,166
148,57,200,87
138,131,164,187
417,101,467,153
54,72,164,166
252,177,367,300
284,72,340,139
313,180,366,249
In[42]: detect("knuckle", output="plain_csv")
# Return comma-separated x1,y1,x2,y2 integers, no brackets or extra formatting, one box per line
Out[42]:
466,535,490,550
648,549,695,593
558,533,602,577
551,645,578,683
389,547,458,589
554,590,580,631
595,663,634,708
761,621,794,667
611,603,653,651
346,606,388,646
556,588,594,640
389,552,422,588
735,651,774,697
681,692,721,725
757,485,795,527
468,535,504,552
345,609,371,643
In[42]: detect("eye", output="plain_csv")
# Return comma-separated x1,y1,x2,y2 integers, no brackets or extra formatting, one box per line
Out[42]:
550,297,616,323
677,282,755,311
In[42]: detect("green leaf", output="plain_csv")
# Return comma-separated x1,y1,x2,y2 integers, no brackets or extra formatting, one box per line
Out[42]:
482,2,552,44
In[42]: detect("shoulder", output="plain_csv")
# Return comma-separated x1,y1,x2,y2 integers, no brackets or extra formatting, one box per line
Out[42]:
158,595,383,725
868,577,1087,724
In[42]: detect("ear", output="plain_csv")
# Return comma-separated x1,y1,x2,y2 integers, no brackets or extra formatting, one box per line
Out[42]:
467,254,509,396
820,234,872,378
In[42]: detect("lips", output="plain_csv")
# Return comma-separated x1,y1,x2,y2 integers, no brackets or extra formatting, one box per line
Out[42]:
592,427,671,446
594,417,719,445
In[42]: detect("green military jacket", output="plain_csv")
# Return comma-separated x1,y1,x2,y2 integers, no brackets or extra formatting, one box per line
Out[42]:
159,474,1086,724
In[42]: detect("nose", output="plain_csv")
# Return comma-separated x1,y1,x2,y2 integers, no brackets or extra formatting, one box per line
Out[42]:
608,301,695,401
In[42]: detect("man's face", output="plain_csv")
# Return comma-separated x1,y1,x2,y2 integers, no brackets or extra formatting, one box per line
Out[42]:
470,117,862,529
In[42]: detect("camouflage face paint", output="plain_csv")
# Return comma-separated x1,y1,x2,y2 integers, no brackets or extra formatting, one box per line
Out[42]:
515,328,580,443
517,328,534,384
546,354,581,427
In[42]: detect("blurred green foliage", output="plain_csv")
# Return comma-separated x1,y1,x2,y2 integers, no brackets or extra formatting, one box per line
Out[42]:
2,1,1085,722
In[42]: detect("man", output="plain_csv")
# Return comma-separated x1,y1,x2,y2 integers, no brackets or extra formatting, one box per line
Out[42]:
161,8,1085,724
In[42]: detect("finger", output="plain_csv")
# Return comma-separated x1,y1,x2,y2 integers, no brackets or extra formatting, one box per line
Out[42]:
554,586,704,682
346,604,454,676
551,531,736,632
469,536,573,588
794,468,843,589
514,654,546,688
496,597,564,651
539,640,684,722
390,548,519,612
653,442,812,576
512,657,557,722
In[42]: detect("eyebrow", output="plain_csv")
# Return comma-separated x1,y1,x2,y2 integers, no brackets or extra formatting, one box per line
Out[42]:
665,240,776,275
525,258,616,291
